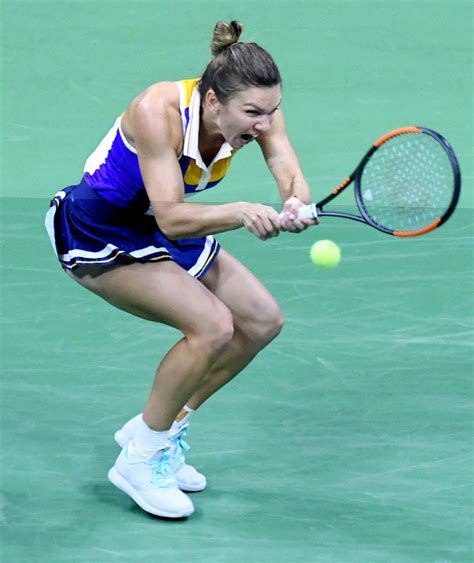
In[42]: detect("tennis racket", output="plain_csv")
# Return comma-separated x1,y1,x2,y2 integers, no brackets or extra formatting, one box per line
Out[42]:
296,126,461,237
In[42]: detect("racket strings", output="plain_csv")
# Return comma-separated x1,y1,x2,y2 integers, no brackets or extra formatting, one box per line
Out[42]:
359,133,455,232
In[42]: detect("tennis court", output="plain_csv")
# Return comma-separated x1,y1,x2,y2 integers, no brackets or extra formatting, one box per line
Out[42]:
1,1,473,561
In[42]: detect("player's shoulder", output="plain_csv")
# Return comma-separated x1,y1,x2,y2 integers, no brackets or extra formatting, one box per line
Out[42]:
124,81,182,151
131,81,180,123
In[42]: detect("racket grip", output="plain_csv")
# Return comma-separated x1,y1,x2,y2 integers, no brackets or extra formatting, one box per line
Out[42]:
279,204,318,221
297,204,318,220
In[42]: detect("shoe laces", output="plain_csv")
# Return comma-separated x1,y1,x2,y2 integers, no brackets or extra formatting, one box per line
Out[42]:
169,422,191,469
148,446,176,488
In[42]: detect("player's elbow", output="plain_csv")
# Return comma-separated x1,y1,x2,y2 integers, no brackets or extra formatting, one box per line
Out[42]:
155,216,200,240
152,203,184,240
155,219,180,240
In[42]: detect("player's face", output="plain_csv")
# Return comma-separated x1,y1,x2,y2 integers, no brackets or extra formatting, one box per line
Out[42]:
215,85,282,149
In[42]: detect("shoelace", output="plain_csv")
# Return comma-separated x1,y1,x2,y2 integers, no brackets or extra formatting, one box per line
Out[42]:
148,447,176,488
169,422,191,469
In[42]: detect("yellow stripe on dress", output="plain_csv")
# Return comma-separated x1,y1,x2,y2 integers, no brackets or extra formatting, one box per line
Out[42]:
64,251,172,269
195,240,219,278
183,160,202,187
179,78,200,107
149,254,173,262
64,250,126,269
183,153,235,189
210,157,234,182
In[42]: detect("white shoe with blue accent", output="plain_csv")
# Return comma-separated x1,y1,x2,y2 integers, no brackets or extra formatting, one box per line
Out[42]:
108,444,194,518
114,415,207,492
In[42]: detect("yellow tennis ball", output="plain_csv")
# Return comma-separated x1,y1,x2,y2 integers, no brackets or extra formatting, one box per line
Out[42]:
310,240,341,268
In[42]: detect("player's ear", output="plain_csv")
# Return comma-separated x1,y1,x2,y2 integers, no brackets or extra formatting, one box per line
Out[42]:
204,89,221,114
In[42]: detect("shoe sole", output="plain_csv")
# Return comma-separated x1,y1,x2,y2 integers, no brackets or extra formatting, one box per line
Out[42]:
114,431,207,493
108,467,194,519
178,481,207,493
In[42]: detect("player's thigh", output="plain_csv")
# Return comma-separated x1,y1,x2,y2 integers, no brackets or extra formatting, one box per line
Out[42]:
200,249,283,337
66,260,233,337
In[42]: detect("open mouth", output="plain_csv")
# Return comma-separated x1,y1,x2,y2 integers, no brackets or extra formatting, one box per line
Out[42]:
240,133,255,144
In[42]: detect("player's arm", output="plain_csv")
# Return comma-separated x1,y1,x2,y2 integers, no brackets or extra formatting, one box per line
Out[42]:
130,90,280,240
257,109,316,231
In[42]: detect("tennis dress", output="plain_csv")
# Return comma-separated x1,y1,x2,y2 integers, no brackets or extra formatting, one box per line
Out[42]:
45,79,236,278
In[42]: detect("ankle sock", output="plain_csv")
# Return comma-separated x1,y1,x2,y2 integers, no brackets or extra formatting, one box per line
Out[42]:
171,405,194,434
127,416,171,462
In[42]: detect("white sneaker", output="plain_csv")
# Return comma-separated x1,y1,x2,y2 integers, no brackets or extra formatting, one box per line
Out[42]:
114,415,207,492
114,414,142,448
168,423,207,492
108,444,194,518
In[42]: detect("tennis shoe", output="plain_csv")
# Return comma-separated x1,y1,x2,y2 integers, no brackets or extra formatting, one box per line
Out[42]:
114,413,142,448
108,443,194,518
168,422,207,492
114,415,207,492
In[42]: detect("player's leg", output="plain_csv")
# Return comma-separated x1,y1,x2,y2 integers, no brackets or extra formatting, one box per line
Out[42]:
187,248,284,409
160,249,283,491
110,250,283,495
66,259,234,517
67,260,234,430
112,249,284,415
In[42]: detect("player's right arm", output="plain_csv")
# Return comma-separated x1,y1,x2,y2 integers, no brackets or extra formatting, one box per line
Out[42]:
126,84,280,240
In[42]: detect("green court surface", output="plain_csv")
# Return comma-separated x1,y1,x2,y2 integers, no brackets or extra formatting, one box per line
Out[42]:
1,1,473,562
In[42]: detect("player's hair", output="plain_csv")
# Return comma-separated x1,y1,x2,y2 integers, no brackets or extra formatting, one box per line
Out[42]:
199,21,282,104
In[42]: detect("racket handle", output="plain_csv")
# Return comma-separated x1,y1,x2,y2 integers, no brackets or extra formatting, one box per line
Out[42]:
279,204,318,221
297,204,318,220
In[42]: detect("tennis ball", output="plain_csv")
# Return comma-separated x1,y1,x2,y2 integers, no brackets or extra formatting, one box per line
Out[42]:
310,240,341,269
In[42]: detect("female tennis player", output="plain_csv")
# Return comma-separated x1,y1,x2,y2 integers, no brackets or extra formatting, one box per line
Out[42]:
45,21,315,518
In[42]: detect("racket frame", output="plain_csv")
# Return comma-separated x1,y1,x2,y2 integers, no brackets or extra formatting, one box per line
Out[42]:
306,126,461,237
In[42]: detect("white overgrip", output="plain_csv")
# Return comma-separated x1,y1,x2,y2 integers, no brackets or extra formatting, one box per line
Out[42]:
279,203,318,220
297,204,318,220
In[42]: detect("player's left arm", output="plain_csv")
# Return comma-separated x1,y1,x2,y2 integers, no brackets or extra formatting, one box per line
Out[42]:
257,109,316,232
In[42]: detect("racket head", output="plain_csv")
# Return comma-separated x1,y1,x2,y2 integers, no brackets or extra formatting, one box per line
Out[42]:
354,127,461,236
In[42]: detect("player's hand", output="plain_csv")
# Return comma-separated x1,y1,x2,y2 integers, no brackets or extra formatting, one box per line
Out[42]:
279,196,318,232
242,203,281,240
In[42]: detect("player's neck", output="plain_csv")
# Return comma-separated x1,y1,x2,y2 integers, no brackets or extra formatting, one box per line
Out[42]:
199,111,225,164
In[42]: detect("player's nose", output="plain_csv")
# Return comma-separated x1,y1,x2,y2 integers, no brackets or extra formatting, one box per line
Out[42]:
254,115,271,133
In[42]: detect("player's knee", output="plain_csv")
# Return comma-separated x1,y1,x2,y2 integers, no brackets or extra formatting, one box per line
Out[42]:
264,302,284,342
250,300,284,345
213,308,235,351
192,303,234,357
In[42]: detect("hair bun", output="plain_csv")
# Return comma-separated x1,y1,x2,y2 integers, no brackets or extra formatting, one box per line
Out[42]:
211,21,243,56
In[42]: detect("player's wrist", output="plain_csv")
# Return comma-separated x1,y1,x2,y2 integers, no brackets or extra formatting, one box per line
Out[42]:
236,201,252,227
285,194,308,205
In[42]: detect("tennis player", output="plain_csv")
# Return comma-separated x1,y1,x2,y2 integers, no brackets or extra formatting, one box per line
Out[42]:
45,21,315,518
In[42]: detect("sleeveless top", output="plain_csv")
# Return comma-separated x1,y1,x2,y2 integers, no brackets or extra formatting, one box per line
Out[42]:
82,79,236,211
